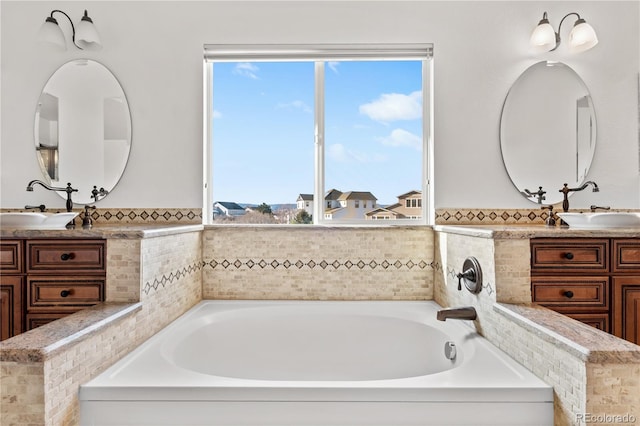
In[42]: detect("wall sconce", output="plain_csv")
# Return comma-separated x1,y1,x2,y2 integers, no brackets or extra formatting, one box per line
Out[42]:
37,10,102,51
530,12,598,53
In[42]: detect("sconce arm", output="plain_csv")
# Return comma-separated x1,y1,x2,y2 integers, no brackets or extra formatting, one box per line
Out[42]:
49,10,81,49
556,12,582,44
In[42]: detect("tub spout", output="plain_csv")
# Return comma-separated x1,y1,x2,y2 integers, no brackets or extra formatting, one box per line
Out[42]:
436,306,477,321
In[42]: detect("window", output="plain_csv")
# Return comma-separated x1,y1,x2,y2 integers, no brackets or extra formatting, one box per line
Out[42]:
203,44,433,225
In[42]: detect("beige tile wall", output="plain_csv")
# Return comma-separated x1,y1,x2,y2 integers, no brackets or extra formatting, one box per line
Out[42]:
0,361,45,425
202,226,434,300
0,231,203,426
433,230,640,426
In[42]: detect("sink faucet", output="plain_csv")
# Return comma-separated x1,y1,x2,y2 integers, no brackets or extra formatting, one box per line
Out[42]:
559,181,599,212
26,180,78,212
436,306,477,321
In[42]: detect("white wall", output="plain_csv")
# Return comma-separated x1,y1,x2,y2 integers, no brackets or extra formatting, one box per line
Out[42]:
1,1,638,209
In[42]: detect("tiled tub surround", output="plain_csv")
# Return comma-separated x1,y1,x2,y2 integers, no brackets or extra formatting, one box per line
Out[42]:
0,225,203,426
433,225,640,426
2,222,640,426
202,225,434,300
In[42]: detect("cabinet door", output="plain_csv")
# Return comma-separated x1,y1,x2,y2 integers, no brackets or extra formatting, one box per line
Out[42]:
612,276,640,345
0,276,24,341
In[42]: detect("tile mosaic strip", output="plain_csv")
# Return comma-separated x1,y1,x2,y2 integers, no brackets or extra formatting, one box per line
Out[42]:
142,260,204,295
435,208,549,225
93,208,202,224
204,258,433,271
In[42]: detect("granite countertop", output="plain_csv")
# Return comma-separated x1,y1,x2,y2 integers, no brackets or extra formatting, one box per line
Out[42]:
495,303,640,364
0,302,142,362
0,223,204,239
433,224,640,239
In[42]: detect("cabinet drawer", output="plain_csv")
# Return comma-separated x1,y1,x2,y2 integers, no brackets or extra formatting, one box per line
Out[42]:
531,239,608,273
0,240,23,273
532,276,609,310
612,240,640,273
27,277,104,310
27,240,105,274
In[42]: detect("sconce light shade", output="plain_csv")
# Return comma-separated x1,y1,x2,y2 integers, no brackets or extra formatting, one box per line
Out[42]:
569,19,598,53
36,9,102,51
530,11,598,53
37,17,67,51
530,14,557,52
76,10,102,50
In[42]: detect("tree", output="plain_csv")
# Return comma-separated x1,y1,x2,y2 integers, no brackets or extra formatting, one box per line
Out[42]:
293,210,313,224
255,203,272,215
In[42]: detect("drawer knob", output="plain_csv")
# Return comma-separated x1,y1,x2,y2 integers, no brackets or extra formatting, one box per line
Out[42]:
563,290,574,298
60,289,72,298
60,253,75,261
563,252,574,260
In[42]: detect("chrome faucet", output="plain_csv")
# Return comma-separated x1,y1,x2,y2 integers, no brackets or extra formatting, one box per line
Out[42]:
26,180,78,213
436,306,477,321
559,181,599,212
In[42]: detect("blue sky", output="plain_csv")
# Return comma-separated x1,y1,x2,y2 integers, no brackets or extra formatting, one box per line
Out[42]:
211,60,422,206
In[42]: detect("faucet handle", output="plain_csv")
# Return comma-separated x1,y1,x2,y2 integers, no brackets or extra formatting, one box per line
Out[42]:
590,205,611,212
25,204,46,212
541,205,556,226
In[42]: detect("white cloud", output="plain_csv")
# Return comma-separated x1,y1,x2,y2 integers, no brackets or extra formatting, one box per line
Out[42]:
276,100,312,114
327,143,386,163
213,110,222,119
378,128,422,150
233,62,259,79
359,91,422,123
328,61,340,74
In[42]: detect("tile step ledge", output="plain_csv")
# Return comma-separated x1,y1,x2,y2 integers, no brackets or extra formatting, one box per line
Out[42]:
494,303,640,364
0,302,142,363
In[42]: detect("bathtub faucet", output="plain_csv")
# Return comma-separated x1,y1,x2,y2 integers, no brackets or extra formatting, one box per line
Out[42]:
436,306,477,321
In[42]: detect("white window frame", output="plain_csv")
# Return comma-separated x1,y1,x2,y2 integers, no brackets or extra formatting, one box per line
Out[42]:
203,44,434,226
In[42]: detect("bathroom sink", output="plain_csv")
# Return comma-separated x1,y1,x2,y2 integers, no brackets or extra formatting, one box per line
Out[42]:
0,212,79,229
557,212,640,229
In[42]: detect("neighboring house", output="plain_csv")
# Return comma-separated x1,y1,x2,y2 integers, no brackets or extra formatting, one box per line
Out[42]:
365,190,422,220
324,188,343,210
324,191,377,220
213,201,246,218
296,194,313,216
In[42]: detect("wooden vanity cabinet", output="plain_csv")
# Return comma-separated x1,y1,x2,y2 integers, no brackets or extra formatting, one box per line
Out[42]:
25,240,105,330
531,239,611,332
0,239,106,341
0,240,24,341
531,238,640,345
611,240,640,345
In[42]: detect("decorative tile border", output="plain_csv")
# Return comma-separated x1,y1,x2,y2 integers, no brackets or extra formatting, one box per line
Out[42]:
435,208,549,225
204,258,433,271
142,260,204,295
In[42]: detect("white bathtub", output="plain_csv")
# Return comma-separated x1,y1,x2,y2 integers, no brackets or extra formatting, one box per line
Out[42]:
80,301,553,426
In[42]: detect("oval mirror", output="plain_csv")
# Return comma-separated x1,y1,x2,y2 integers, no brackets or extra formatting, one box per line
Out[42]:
34,59,131,204
500,61,596,205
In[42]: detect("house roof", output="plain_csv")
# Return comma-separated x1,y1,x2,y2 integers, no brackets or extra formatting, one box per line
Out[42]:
215,201,245,211
297,194,313,201
338,191,377,201
325,189,343,200
397,190,421,199
365,207,402,217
